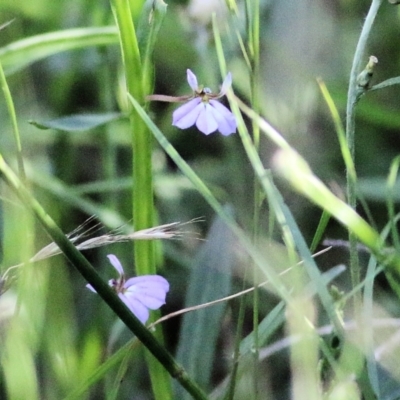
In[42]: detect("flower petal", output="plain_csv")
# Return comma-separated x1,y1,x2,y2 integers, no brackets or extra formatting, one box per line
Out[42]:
187,69,198,91
124,275,169,309
195,103,219,135
218,72,232,97
209,100,237,135
125,275,170,291
119,293,150,324
173,98,203,129
107,254,124,276
86,283,96,293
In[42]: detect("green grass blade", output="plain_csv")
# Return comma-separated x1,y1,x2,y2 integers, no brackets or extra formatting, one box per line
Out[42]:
317,78,356,182
110,0,172,398
268,177,344,336
0,27,118,75
63,340,137,400
175,210,235,398
310,210,331,253
137,0,167,92
0,61,25,178
273,148,382,254
386,155,400,251
363,255,379,397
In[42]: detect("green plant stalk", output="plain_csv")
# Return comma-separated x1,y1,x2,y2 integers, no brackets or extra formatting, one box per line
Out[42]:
130,0,146,18
318,77,380,235
345,0,383,308
312,79,352,253
346,0,383,161
363,255,380,396
369,75,400,91
318,79,356,182
137,0,168,94
246,0,261,396
222,293,246,400
212,16,257,399
110,1,172,399
110,0,152,273
0,61,25,179
0,154,208,400
310,210,330,253
387,156,400,250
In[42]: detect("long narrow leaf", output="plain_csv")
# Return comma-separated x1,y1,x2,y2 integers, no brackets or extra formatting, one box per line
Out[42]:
0,27,119,75
175,210,235,398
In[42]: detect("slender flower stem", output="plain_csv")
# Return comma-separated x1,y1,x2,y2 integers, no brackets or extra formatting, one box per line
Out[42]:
0,154,208,400
109,0,154,274
247,0,261,397
345,0,383,309
212,12,259,397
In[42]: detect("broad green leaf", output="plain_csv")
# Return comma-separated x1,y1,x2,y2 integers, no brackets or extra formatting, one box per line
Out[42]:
175,209,235,398
29,112,124,132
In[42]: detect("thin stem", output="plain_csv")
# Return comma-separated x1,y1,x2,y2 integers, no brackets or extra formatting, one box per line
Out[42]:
213,15,251,397
247,0,261,397
345,0,383,310
0,61,25,180
223,292,246,400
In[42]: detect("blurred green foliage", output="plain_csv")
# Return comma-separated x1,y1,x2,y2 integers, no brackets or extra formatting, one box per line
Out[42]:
1,0,400,399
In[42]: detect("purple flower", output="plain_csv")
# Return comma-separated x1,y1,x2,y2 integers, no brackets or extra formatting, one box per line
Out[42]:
172,70,236,136
86,254,169,324
147,69,237,136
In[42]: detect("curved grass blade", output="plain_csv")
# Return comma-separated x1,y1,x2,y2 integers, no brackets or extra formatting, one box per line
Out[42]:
0,27,118,75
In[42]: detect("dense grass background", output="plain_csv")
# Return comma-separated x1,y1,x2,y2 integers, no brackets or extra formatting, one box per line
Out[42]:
1,0,400,399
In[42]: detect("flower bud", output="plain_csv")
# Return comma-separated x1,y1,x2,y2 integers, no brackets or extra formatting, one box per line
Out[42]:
357,55,378,89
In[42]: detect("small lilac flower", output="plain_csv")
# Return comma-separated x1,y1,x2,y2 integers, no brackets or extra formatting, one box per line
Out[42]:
147,69,237,136
86,254,169,324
